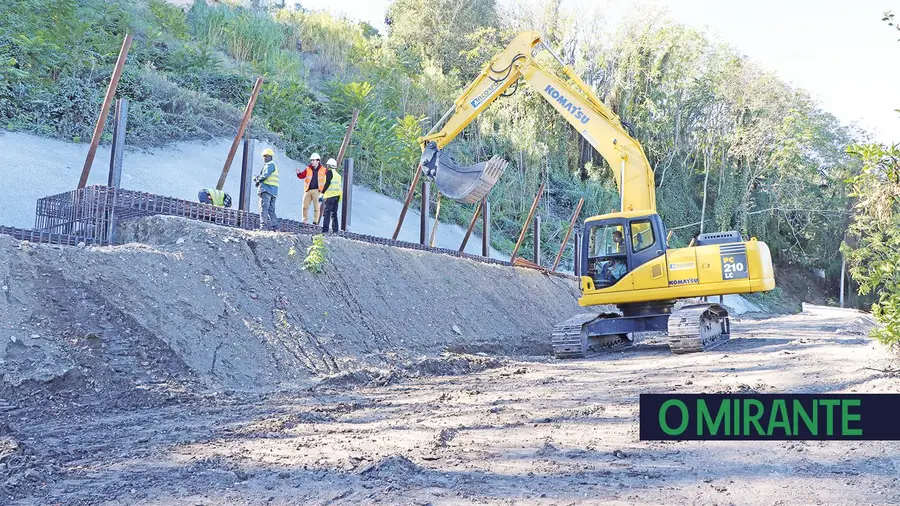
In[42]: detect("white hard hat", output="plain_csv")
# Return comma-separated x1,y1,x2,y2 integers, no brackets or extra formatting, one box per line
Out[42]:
310,152,321,161
326,158,338,168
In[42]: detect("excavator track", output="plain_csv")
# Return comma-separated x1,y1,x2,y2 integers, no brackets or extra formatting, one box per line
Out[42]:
667,303,730,354
552,313,632,359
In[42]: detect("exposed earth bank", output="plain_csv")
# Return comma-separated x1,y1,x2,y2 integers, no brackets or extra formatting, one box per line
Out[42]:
0,215,582,398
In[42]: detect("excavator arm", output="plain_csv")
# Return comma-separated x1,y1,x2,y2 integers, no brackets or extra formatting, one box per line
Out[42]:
421,31,657,212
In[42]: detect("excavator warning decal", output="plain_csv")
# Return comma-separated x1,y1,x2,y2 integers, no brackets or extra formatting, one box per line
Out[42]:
720,244,749,280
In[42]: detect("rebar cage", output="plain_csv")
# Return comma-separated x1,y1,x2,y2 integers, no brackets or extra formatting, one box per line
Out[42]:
9,185,533,272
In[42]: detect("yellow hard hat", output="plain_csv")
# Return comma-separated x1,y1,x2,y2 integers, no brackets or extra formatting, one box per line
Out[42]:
261,148,275,158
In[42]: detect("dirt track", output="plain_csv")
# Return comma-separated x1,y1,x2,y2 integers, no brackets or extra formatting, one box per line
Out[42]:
3,305,898,505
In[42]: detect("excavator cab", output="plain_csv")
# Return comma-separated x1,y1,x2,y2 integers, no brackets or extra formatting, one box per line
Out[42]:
583,213,667,290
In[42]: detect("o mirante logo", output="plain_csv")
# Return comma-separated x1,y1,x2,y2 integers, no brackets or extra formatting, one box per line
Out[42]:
640,394,900,440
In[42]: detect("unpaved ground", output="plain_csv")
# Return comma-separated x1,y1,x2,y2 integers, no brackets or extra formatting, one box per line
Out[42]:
2,306,898,505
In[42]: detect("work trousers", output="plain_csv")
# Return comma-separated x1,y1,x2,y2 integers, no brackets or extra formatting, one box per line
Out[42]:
322,196,340,233
302,189,321,223
259,191,278,231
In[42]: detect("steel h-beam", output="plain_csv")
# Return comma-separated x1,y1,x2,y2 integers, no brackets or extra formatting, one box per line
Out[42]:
79,33,132,189
107,98,128,188
419,180,430,245
105,98,128,245
239,136,254,213
340,158,354,231
573,232,582,277
533,215,541,266
482,200,491,257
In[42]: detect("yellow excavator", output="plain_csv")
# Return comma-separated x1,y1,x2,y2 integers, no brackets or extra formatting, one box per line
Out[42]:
418,31,776,357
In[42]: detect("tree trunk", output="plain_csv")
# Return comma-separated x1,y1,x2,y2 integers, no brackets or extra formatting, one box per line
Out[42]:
700,146,711,234
839,258,846,308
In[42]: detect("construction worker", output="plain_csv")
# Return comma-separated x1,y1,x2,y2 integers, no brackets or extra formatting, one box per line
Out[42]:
321,158,342,233
254,148,279,231
197,188,232,208
609,258,627,281
296,152,329,224
612,230,625,253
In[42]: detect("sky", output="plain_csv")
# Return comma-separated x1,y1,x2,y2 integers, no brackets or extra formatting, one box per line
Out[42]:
294,0,900,143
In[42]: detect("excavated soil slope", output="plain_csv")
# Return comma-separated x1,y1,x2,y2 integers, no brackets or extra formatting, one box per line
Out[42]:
0,216,581,397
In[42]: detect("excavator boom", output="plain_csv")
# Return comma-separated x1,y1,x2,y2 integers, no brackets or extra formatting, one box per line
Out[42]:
419,31,656,213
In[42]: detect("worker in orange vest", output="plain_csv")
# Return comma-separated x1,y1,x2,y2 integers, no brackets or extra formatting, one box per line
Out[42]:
296,152,330,224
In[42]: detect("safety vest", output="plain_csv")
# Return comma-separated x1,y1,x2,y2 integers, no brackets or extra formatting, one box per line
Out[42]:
324,171,342,199
261,161,279,187
303,165,326,192
205,188,225,206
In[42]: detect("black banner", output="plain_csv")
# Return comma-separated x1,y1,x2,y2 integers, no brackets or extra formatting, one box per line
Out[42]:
640,394,900,440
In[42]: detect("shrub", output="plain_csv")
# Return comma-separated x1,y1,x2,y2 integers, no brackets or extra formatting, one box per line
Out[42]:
302,234,328,274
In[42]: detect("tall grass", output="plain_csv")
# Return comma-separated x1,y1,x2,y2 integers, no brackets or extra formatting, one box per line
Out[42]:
187,1,292,66
275,9,370,75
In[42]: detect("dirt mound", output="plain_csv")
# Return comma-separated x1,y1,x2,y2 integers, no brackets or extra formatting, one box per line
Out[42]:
835,315,879,336
0,216,582,405
359,455,426,482
316,352,503,389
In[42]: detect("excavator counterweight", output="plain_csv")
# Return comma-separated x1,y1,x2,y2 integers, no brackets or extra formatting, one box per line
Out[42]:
420,142,507,204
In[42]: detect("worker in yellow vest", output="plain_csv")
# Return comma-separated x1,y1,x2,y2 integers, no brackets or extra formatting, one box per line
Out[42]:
198,188,232,208
321,158,342,233
254,148,279,231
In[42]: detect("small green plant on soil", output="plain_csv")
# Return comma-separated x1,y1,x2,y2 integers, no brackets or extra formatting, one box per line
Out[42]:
302,234,328,274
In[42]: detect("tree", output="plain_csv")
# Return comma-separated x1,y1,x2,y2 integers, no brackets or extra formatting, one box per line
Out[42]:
843,144,900,345
385,0,500,78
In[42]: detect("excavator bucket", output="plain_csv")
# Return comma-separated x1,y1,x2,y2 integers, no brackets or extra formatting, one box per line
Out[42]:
420,142,507,204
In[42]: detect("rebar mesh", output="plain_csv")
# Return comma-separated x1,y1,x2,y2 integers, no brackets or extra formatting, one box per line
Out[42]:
0,226,95,246
4,185,572,276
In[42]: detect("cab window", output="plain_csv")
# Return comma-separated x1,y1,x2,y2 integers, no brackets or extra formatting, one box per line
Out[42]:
630,220,655,253
586,223,628,287
589,223,626,256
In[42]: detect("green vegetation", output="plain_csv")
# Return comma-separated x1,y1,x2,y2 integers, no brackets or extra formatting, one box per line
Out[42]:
302,234,328,274
0,0,864,298
834,12,900,346
843,144,900,346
